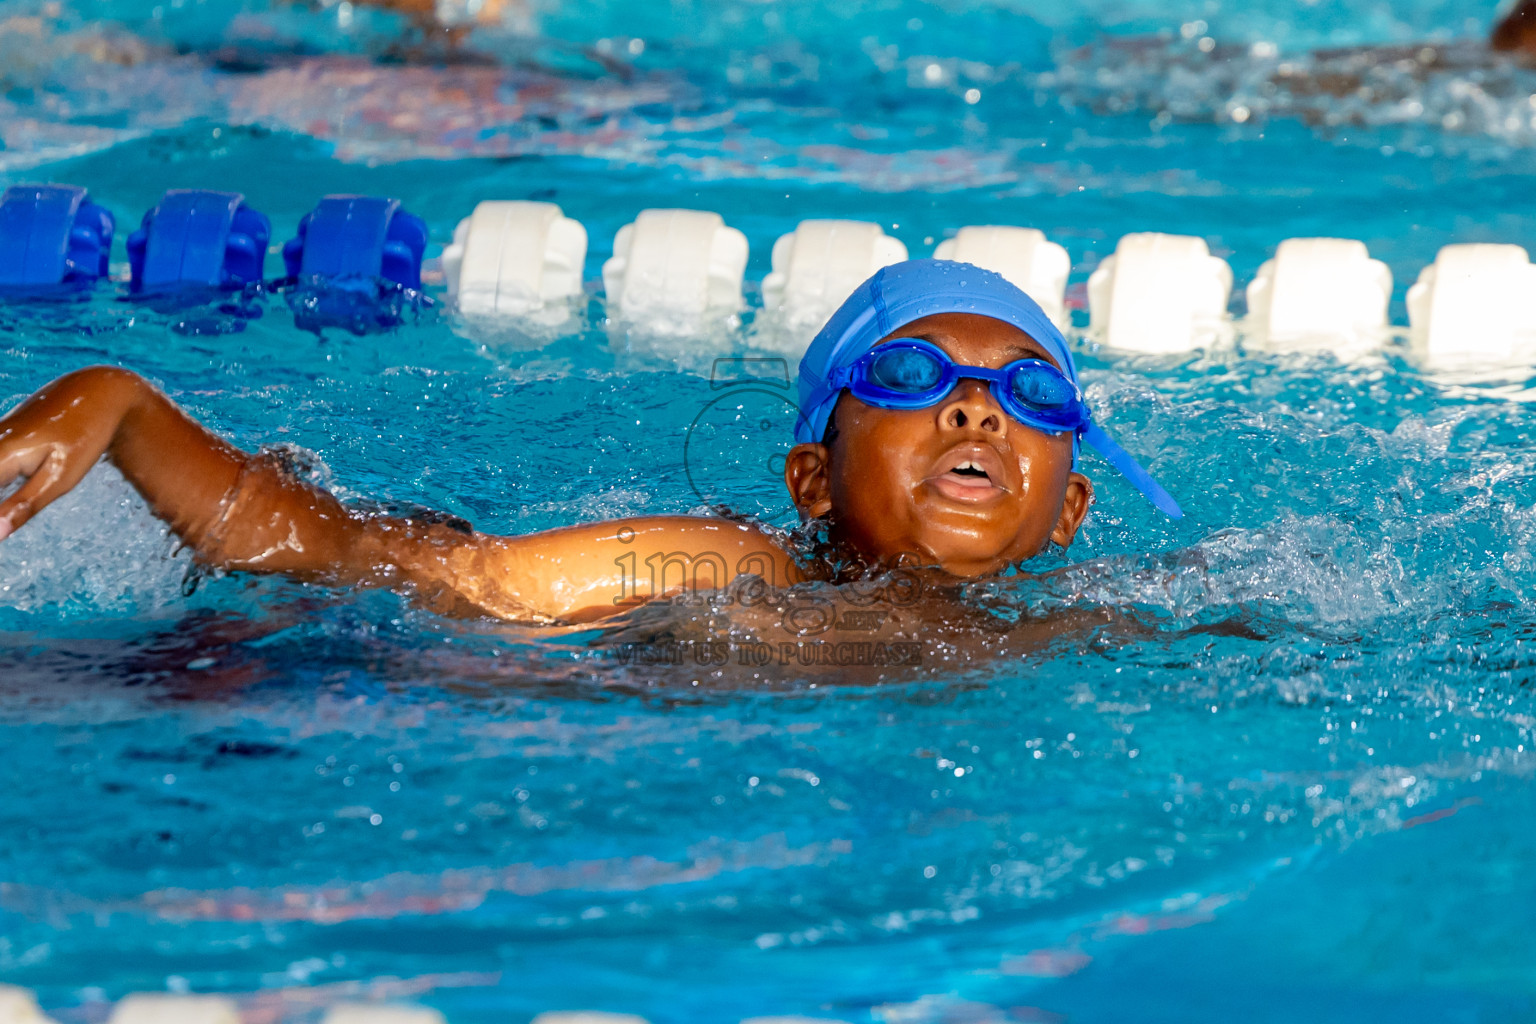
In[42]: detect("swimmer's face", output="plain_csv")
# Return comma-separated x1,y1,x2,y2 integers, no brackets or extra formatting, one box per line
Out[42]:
784,312,1092,576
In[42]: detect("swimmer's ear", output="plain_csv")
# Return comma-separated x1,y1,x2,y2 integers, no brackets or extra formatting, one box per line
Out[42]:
1050,472,1093,548
784,443,834,518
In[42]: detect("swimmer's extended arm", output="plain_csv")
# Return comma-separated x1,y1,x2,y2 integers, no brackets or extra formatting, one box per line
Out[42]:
0,366,798,622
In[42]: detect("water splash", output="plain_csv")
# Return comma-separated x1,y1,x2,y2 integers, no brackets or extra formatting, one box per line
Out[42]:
1047,34,1536,150
0,463,191,620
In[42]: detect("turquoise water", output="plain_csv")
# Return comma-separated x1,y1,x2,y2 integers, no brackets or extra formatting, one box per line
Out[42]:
5,0,1536,1020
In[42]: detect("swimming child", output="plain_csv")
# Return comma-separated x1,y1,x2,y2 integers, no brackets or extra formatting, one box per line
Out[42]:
0,261,1180,625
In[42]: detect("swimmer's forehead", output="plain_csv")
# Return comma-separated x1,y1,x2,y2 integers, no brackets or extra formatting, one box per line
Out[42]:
876,312,1060,370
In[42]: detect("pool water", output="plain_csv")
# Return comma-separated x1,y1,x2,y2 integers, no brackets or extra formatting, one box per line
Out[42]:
4,0,1536,1021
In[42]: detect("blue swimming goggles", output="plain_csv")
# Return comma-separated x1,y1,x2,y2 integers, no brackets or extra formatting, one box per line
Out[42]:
820,338,1090,434
807,337,1183,519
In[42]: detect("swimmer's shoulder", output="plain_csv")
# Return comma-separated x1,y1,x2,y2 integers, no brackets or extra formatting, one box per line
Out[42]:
534,513,797,560
457,514,804,622
584,513,802,577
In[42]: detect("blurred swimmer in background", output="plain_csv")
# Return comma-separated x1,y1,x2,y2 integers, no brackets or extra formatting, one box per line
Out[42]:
1059,0,1536,132
4,0,1534,173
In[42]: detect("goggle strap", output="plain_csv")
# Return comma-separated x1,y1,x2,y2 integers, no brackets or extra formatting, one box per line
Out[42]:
1081,422,1183,519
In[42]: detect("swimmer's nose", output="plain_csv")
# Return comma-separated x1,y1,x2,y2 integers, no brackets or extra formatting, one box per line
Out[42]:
939,379,1004,434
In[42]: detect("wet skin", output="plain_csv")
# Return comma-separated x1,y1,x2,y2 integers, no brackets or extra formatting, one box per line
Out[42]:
0,313,1092,624
1493,0,1536,55
784,312,1092,577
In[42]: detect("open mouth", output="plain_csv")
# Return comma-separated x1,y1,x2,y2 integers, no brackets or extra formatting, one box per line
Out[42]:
927,445,1009,502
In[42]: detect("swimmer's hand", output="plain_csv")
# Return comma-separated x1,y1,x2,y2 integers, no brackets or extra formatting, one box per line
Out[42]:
0,365,242,543
0,366,798,623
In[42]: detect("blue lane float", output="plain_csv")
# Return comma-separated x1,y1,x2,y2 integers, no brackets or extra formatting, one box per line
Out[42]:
0,184,114,294
122,189,273,336
283,195,428,287
281,194,430,334
126,189,270,295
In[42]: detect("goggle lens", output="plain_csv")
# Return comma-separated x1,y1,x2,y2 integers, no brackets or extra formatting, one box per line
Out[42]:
867,346,945,393
1008,362,1077,411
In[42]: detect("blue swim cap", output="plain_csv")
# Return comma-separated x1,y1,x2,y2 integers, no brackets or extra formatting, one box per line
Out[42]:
794,259,1182,518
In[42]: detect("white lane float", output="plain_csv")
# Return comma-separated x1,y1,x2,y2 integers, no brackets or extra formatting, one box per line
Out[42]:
321,1003,448,1024
602,208,749,334
442,200,587,322
0,987,54,1024
1407,243,1536,366
1088,232,1233,353
106,994,241,1024
1246,237,1391,353
933,225,1071,328
762,219,908,334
